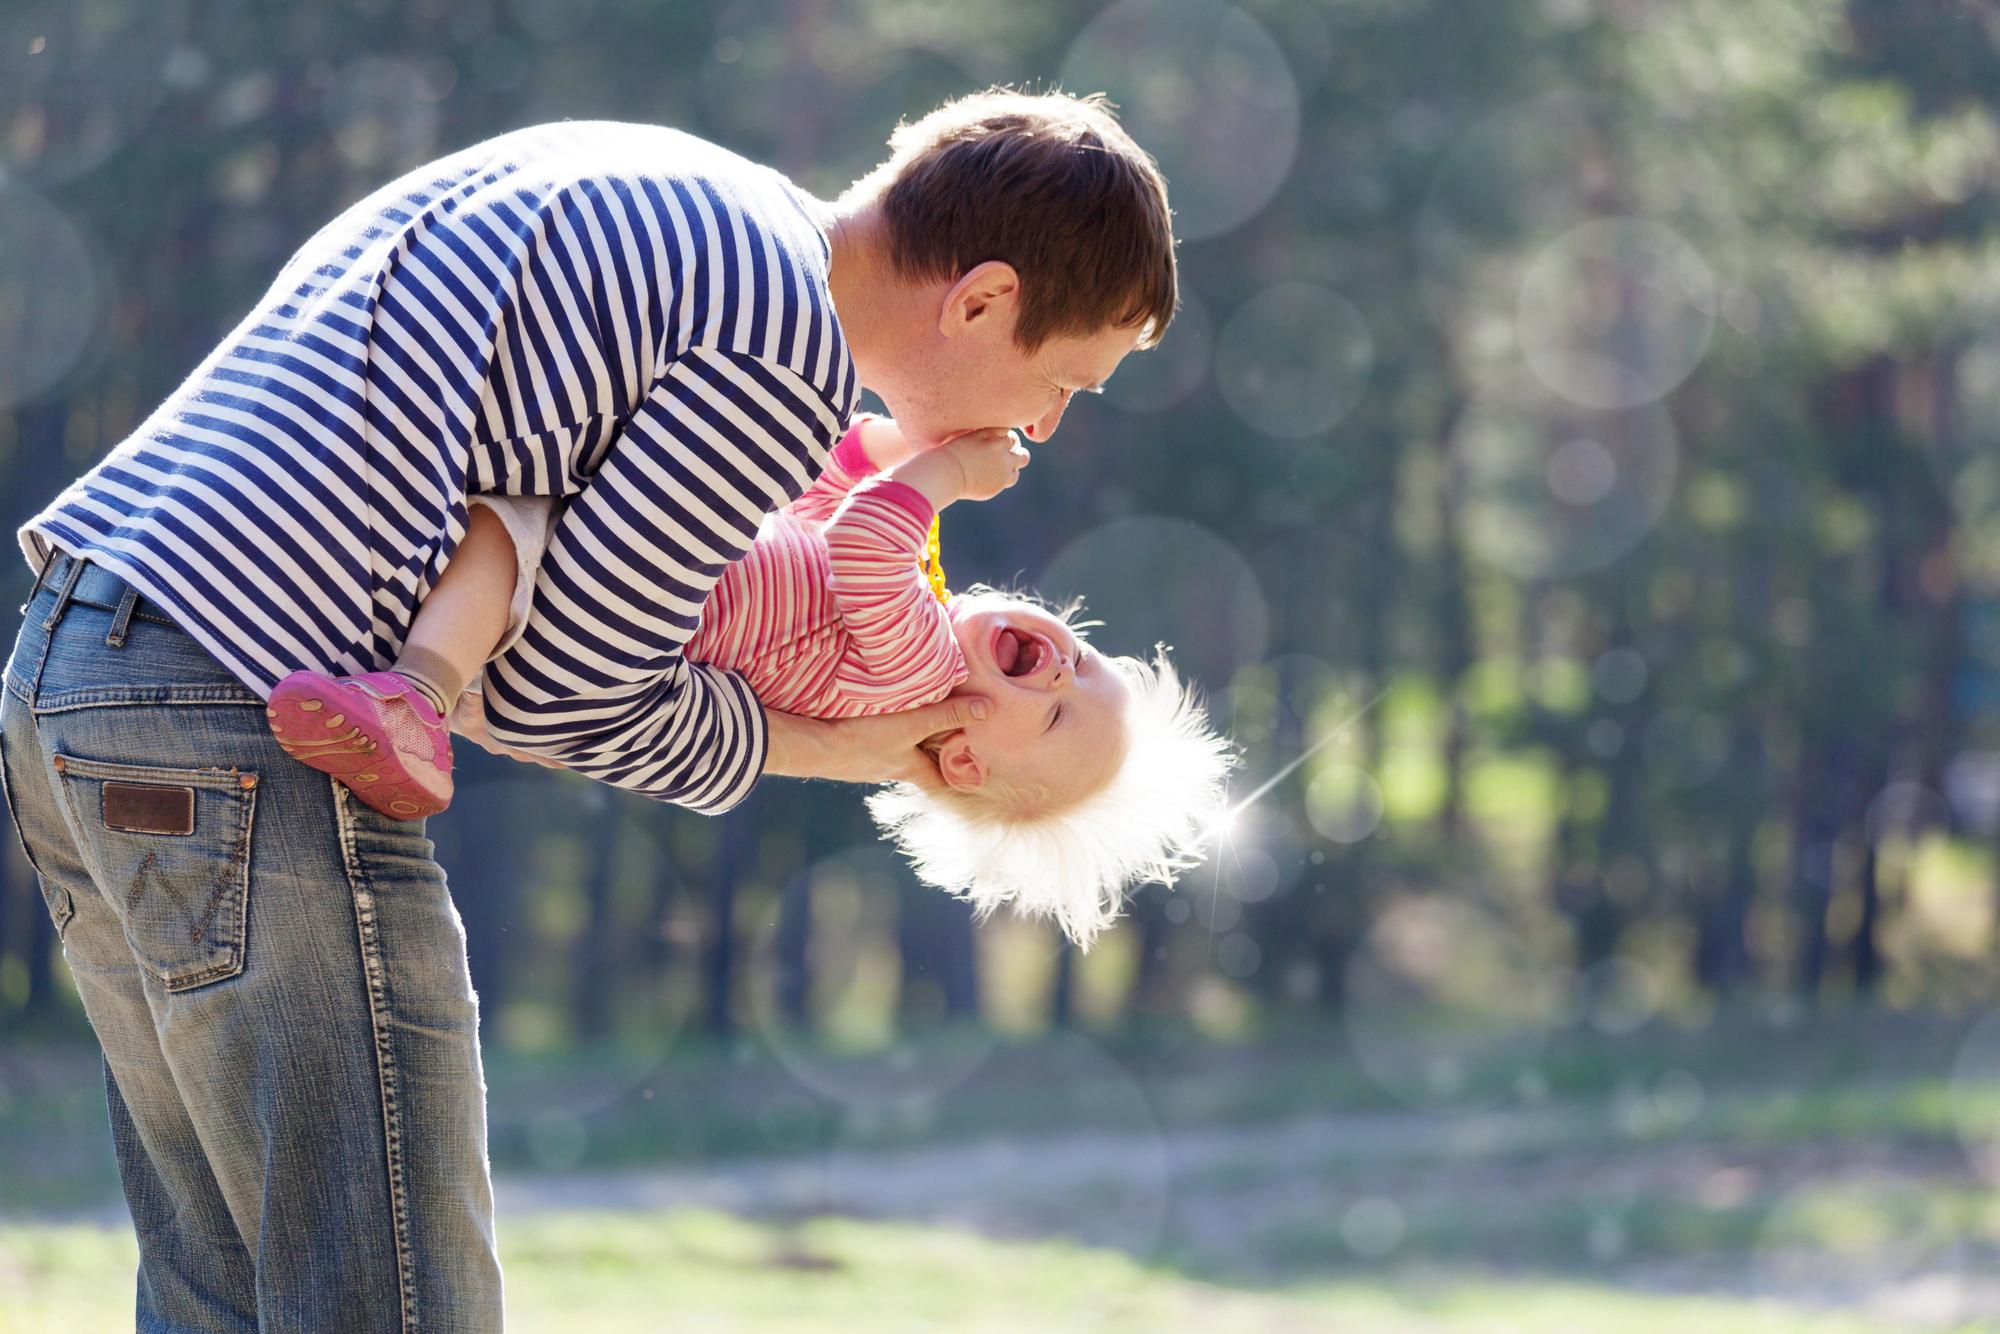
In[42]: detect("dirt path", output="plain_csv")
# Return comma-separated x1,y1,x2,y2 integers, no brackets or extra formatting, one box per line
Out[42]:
494,1105,2000,1329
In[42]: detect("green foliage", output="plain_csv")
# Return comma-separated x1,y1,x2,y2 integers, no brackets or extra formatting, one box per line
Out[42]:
3,0,1999,1049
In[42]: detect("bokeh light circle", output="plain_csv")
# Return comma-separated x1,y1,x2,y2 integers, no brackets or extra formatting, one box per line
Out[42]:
2,0,193,182
1215,283,1374,438
1340,1198,1406,1259
1446,395,1680,579
0,177,103,410
1037,516,1271,689
1415,95,1742,326
1415,96,1742,414
1303,762,1384,844
1751,1184,1979,1322
1517,217,1718,410
1642,708,1730,790
1182,877,1244,935
1575,956,1661,1035
1592,647,1649,704
1216,932,1262,979
1585,718,1625,758
1059,0,1300,241
747,844,998,1111
1216,847,1282,905
1343,896,1566,1109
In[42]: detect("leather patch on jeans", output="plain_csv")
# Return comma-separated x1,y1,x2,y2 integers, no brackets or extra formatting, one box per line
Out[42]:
102,782,197,836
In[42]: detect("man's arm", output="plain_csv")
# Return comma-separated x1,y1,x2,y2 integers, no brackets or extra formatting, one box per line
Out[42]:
762,695,989,785
478,344,837,812
456,684,990,786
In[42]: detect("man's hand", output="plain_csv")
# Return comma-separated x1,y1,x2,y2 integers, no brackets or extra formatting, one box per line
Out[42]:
450,688,568,770
764,693,991,785
890,428,1028,510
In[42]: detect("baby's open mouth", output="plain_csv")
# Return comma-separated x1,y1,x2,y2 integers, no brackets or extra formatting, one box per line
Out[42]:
995,626,1049,678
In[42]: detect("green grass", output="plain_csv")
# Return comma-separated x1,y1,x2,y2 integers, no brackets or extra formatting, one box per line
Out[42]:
1242,1179,2000,1278
2,1210,1986,1334
6,1007,1999,1329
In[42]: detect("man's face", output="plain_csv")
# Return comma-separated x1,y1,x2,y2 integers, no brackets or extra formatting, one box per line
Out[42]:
869,270,1149,448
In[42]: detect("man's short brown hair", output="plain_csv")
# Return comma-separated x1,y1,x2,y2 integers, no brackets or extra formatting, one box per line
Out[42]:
858,88,1177,351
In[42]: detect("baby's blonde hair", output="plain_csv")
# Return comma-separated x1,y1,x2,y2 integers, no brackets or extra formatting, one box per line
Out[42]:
867,644,1236,951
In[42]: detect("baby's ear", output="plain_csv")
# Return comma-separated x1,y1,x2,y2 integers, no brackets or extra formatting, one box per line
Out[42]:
934,732,988,793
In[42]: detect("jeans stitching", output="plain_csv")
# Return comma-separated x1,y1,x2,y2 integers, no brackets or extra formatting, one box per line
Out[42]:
33,689,263,714
336,784,420,1331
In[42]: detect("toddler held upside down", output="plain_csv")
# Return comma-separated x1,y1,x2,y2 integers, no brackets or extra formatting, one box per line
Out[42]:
266,417,1234,947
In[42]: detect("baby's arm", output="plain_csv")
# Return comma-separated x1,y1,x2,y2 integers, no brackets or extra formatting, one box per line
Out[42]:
887,428,1028,512
786,415,925,523
823,430,1028,698
399,497,551,710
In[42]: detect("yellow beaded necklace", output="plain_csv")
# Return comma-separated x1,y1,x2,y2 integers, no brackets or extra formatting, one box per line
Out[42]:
923,514,951,604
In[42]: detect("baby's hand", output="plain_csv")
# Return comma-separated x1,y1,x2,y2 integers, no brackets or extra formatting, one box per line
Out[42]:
941,428,1029,502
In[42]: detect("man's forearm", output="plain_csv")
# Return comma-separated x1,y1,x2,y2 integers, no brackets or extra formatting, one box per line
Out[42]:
761,708,834,780
760,695,988,787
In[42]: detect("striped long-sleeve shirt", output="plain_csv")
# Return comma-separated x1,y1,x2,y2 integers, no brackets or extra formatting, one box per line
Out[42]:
686,422,968,718
18,122,856,812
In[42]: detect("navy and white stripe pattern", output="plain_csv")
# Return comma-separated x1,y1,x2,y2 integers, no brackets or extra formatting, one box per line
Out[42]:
20,122,857,812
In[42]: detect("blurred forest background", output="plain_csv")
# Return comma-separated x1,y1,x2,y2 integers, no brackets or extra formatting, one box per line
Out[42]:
9,0,2000,1328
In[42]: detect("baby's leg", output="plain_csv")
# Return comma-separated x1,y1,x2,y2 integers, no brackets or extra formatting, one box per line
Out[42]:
393,504,520,714
268,506,526,819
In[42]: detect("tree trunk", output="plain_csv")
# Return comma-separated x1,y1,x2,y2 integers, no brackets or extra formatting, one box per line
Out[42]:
700,815,754,1039
775,870,813,1029
1697,720,1767,995
1129,889,1171,1018
572,800,623,1041
934,895,980,1022
1048,943,1076,1029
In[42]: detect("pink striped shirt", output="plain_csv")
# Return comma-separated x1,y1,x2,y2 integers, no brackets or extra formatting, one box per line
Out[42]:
684,421,969,719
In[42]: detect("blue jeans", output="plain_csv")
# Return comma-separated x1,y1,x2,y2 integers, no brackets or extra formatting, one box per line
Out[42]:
0,555,503,1331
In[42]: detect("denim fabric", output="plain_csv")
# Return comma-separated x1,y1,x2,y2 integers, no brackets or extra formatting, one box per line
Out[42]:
1,556,503,1332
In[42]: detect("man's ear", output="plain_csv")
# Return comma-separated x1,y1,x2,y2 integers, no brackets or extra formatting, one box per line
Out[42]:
938,260,1021,340
933,730,988,792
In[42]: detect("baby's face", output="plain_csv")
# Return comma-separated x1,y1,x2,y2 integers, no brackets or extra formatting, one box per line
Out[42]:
947,597,1130,807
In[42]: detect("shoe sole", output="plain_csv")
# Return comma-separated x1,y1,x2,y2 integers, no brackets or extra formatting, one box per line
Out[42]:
268,673,453,819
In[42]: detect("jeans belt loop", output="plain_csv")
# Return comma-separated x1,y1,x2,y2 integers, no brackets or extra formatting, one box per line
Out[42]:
106,584,140,649
41,555,86,633
19,544,57,616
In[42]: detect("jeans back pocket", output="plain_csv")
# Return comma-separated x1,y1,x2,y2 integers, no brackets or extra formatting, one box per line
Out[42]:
54,752,258,992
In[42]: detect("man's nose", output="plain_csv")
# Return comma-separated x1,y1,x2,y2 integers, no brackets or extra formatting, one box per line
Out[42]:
1023,395,1068,443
